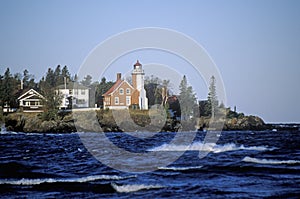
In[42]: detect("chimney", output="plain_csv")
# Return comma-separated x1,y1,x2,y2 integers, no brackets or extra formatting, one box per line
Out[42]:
20,79,24,90
117,73,121,81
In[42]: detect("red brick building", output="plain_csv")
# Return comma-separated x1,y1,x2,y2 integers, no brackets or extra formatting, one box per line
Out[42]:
103,60,148,110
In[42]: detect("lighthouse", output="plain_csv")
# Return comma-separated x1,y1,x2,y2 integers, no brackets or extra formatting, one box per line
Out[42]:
132,60,148,110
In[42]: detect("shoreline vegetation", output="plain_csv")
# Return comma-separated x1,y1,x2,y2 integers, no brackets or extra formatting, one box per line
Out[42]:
2,109,296,133
0,66,298,133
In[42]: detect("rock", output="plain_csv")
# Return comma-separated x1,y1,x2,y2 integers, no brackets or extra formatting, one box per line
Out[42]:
196,115,267,131
5,113,25,132
23,117,42,132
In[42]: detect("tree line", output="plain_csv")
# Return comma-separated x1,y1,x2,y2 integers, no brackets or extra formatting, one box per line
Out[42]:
0,66,114,109
0,65,220,121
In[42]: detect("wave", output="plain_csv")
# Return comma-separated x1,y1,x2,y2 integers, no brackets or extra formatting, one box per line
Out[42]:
0,130,77,136
0,175,136,185
243,156,300,165
112,183,164,193
158,165,203,171
148,142,274,153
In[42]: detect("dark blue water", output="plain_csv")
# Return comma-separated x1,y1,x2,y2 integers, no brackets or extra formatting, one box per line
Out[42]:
0,129,299,198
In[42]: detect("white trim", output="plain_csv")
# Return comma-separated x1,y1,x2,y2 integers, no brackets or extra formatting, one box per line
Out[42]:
106,105,128,109
23,110,44,113
18,89,44,100
126,96,131,105
126,88,131,94
110,80,135,96
114,97,119,104
21,94,42,101
119,88,124,95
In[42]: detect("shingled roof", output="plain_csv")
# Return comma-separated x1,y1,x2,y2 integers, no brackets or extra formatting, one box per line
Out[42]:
56,82,89,90
102,79,122,96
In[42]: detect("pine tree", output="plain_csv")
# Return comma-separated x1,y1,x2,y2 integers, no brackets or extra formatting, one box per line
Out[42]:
61,65,71,81
2,68,15,107
0,74,3,106
178,75,197,120
22,69,36,89
95,77,114,107
207,76,218,118
22,69,29,88
81,75,92,87
45,68,55,87
39,67,63,120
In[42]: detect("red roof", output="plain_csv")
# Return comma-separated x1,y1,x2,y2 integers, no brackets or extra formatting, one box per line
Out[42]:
134,60,142,67
102,79,123,96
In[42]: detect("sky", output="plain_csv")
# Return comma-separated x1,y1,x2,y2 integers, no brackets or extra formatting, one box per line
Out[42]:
0,0,299,123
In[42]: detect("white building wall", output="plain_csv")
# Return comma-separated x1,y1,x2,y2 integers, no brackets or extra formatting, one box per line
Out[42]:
57,88,89,108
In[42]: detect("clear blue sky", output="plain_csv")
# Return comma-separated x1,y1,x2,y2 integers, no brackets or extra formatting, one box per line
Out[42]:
0,0,299,123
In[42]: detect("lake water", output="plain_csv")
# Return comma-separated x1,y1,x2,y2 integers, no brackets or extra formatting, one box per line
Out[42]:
0,129,299,198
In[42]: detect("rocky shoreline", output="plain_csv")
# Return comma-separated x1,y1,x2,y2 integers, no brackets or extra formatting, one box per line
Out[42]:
1,110,280,133
196,115,270,131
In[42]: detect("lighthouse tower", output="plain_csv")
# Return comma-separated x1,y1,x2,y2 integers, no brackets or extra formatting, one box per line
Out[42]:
132,60,148,110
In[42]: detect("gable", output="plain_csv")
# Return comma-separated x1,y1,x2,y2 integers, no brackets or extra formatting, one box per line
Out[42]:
18,89,44,100
22,94,44,101
103,79,134,96
103,79,122,96
110,80,134,96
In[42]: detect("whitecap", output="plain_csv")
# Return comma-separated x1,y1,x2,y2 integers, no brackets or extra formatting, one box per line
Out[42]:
0,174,136,185
242,156,300,165
148,142,274,153
157,165,202,171
0,131,23,135
111,183,164,193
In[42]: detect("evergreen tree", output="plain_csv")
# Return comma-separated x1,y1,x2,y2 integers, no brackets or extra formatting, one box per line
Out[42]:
61,65,71,80
39,67,63,120
22,69,30,88
95,77,114,107
207,76,218,118
54,65,62,86
144,75,171,106
39,81,62,120
40,89,63,120
22,69,36,89
1,68,18,107
0,74,3,106
81,75,92,87
45,68,55,87
178,75,197,120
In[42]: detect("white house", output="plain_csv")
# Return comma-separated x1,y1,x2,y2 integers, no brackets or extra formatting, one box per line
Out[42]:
17,89,45,112
56,82,89,109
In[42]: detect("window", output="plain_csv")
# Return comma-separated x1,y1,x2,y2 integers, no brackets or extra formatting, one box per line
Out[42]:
77,99,86,104
74,89,78,95
115,97,119,104
119,88,124,95
81,89,85,95
126,88,130,94
126,96,131,105
69,89,73,95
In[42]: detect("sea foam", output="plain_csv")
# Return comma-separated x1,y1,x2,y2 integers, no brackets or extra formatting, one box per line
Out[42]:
111,183,164,193
0,175,136,185
242,156,300,165
157,165,203,171
148,142,274,153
